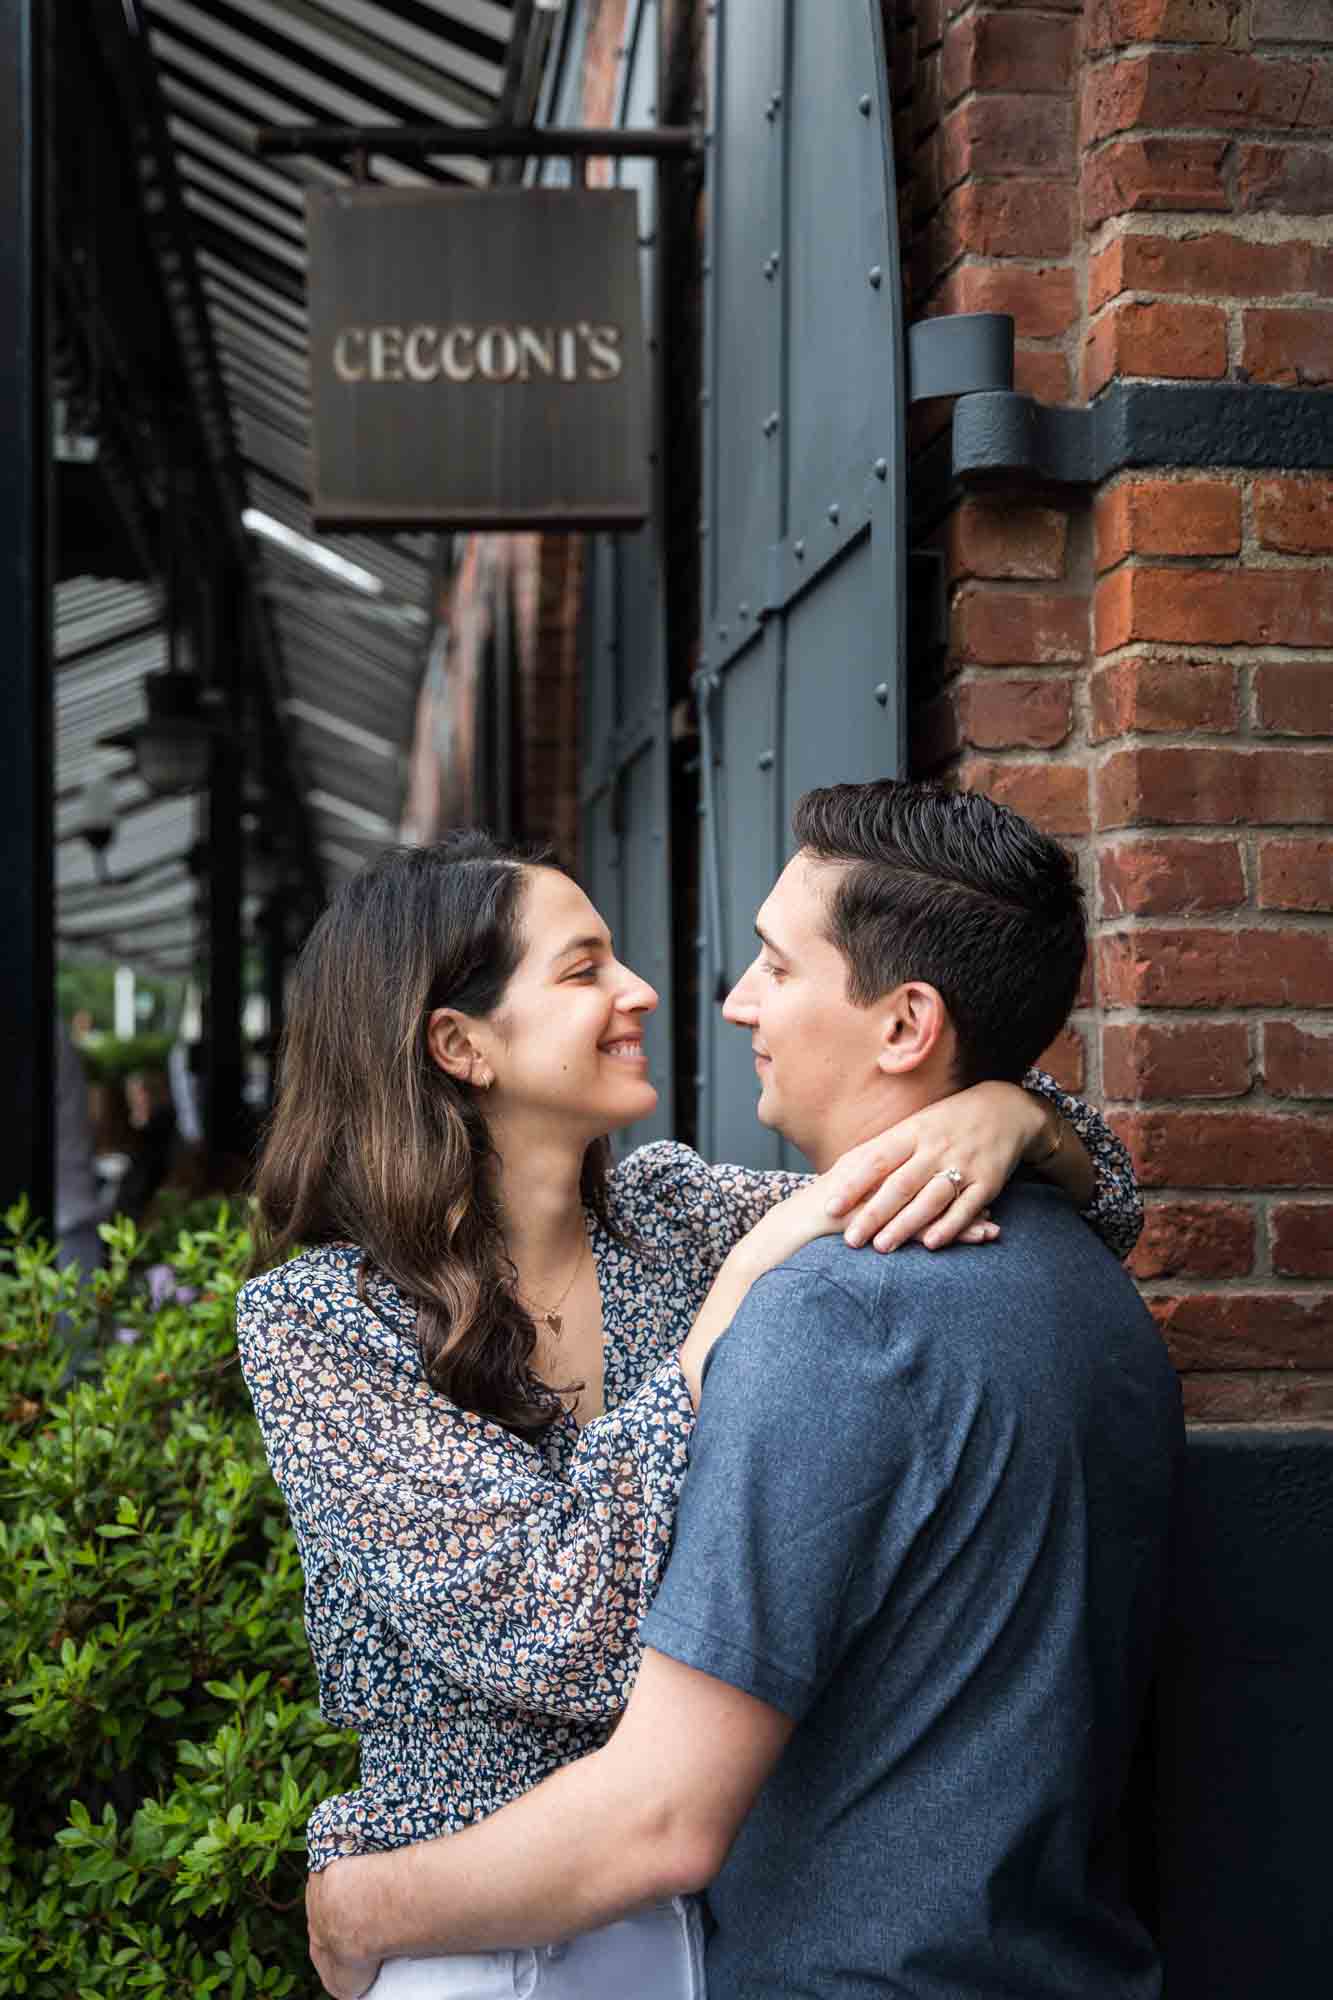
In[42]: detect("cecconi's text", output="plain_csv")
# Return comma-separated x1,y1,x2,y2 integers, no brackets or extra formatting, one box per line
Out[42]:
331,321,625,386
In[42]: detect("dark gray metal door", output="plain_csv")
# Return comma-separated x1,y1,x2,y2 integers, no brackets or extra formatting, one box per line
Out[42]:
696,0,905,1168
577,0,675,1146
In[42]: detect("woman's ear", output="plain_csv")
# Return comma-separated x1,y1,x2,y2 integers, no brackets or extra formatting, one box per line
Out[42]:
876,981,949,1076
426,1008,493,1089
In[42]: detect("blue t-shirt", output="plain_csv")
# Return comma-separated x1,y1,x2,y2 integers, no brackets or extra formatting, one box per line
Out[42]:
641,1181,1182,2000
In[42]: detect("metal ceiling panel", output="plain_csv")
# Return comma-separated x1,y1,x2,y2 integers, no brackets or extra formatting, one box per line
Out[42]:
54,578,194,963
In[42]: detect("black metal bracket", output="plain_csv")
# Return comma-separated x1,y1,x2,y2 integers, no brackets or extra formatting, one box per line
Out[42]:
907,309,1100,486
254,121,704,165
907,312,1015,404
908,311,1333,494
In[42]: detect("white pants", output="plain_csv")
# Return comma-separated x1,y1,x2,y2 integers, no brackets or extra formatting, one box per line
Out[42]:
364,1899,705,2000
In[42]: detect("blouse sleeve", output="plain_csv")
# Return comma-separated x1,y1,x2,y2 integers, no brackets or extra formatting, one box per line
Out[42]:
235,1261,695,1725
1023,1068,1143,1262
613,1138,811,1275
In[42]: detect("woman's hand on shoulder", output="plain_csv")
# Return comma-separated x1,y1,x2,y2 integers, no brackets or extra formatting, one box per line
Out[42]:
822,1081,1050,1253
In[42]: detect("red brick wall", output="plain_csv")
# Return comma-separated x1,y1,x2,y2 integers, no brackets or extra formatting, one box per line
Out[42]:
898,0,1333,1418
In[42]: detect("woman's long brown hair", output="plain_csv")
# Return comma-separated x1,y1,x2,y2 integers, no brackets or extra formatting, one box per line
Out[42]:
250,832,615,1435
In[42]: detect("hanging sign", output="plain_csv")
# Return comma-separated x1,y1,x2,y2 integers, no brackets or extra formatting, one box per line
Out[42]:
305,186,650,532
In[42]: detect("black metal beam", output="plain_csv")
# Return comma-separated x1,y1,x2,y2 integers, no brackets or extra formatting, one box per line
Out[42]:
254,121,703,164
86,0,326,913
205,566,248,1165
259,895,287,1112
0,0,54,1225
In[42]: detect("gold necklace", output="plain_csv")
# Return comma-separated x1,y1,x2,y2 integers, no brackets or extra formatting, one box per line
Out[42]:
515,1236,587,1340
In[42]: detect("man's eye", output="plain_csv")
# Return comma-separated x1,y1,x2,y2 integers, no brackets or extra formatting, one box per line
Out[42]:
761,959,784,981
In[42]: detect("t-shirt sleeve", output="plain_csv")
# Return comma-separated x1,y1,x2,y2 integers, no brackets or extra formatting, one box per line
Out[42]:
640,1262,938,1720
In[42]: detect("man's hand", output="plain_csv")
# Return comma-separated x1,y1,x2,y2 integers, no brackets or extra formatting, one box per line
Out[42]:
308,1860,383,2000
294,1651,791,1969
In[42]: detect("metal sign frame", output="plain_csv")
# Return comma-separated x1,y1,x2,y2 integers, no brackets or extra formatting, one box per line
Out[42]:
305,184,652,532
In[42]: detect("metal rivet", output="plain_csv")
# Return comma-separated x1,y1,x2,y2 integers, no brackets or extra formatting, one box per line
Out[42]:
719,626,728,640
794,539,805,558
874,457,888,479
758,750,775,770
700,389,710,405
702,257,712,275
739,602,750,618
828,502,840,523
638,231,657,248
874,683,889,707
858,93,872,115
868,265,882,288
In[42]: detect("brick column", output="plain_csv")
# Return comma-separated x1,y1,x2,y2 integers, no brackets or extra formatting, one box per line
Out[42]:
898,0,1333,1417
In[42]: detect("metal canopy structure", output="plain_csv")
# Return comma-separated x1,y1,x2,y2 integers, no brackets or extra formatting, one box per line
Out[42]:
55,0,541,972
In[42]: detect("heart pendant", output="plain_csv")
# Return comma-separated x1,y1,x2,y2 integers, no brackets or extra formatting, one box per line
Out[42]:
544,1312,563,1338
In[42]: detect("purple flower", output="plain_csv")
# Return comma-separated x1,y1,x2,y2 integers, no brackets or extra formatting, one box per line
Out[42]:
146,1262,197,1309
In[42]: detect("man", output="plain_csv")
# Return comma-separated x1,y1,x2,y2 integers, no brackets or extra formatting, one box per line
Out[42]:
309,779,1181,1998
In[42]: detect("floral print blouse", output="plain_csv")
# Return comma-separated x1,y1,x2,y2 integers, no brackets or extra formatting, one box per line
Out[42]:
234,1073,1140,1870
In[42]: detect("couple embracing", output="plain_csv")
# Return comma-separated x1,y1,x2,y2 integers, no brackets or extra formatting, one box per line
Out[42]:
237,778,1180,2000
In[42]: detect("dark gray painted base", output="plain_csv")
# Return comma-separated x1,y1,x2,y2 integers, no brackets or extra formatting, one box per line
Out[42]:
1139,1426,1333,1998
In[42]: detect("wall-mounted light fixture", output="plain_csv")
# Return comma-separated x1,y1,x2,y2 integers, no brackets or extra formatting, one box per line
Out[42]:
98,671,216,797
73,774,120,880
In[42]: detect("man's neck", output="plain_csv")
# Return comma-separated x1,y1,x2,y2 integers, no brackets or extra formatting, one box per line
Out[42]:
803,1072,954,1174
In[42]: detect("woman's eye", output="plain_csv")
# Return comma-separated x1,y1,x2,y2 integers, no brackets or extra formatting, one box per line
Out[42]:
761,960,784,982
565,965,597,981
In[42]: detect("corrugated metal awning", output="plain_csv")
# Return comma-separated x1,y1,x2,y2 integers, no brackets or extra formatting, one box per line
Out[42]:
55,576,206,974
145,0,528,883
60,1,533,967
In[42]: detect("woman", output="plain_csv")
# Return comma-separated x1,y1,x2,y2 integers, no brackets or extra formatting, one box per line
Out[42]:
236,833,1139,1999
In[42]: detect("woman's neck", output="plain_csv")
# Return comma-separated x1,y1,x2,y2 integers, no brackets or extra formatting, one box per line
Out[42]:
488,1117,591,1278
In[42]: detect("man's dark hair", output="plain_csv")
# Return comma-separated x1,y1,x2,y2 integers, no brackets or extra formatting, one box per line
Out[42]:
792,780,1087,1086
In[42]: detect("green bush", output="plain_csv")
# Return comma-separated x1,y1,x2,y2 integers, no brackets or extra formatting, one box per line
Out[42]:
76,1034,176,1086
0,1205,356,1997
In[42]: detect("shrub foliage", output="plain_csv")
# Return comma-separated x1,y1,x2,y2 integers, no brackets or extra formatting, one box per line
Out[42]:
0,1206,356,1996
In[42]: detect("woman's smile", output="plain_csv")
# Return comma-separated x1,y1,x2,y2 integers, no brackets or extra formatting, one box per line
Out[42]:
600,1033,648,1066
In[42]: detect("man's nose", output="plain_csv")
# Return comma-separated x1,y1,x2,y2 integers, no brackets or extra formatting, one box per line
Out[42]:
722,960,759,1024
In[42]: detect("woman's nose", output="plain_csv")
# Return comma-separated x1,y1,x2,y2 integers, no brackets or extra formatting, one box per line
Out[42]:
616,963,659,1015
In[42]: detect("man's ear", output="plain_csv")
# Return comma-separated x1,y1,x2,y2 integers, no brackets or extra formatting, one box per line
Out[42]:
425,1008,493,1089
875,981,949,1076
